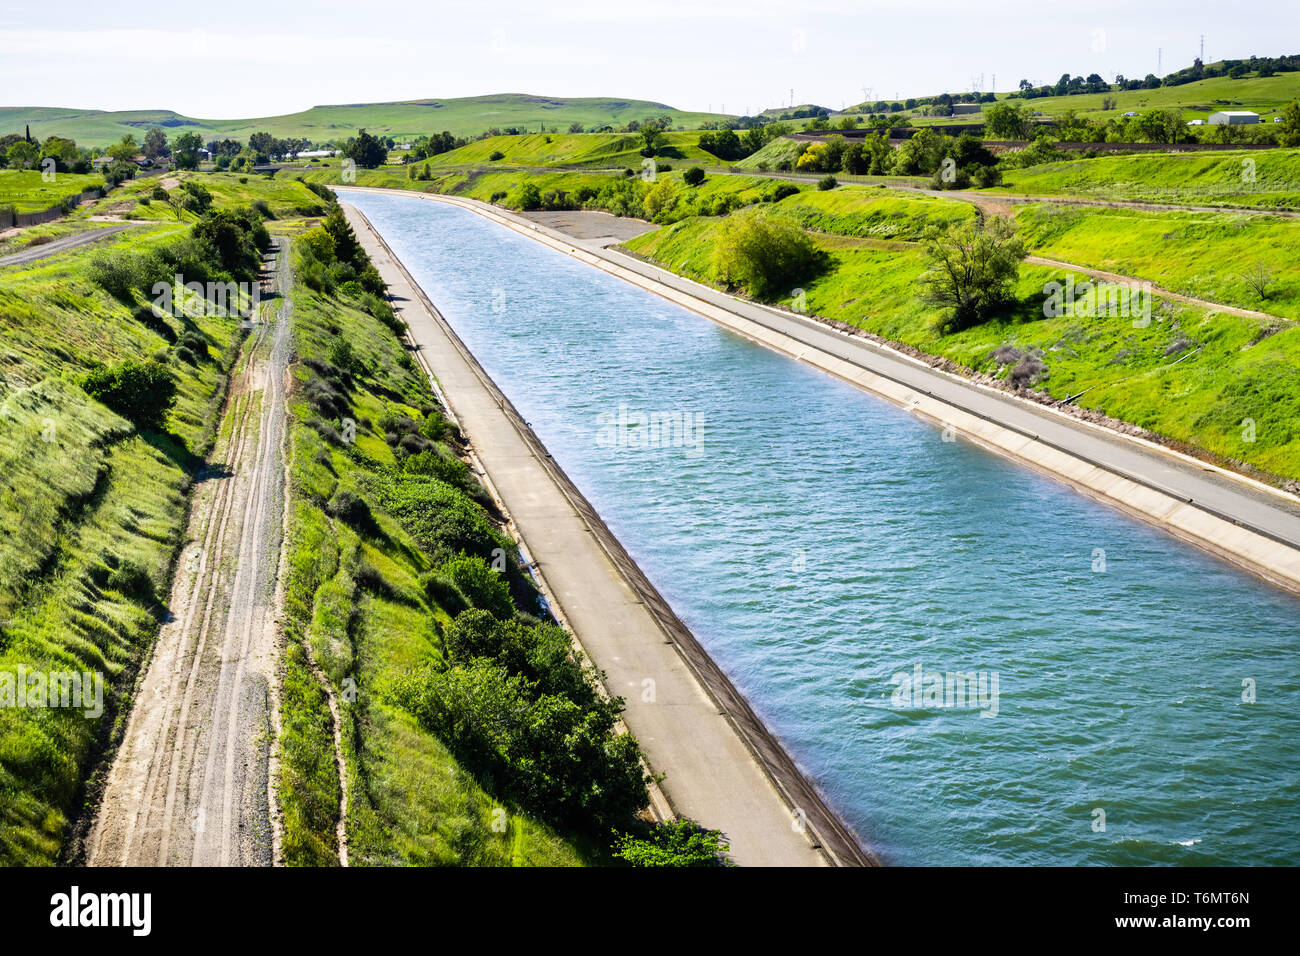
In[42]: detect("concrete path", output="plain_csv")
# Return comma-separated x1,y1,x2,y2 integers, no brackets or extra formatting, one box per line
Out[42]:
342,203,861,867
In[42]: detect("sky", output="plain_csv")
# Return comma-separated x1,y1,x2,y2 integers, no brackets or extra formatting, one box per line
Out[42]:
1,0,1296,118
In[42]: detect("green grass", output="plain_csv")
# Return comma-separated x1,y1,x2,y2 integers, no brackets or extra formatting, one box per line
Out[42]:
991,148,1300,208
418,131,721,169
1013,202,1300,318
2,96,735,149
625,214,1300,481
0,226,246,864
279,255,590,866
775,186,976,239
0,170,105,214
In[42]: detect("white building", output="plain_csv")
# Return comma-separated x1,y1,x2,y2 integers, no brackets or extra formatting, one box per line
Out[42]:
1208,110,1260,125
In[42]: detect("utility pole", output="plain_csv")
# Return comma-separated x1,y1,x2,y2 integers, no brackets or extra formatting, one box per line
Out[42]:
1200,35,1204,62
1158,47,1162,74
790,88,795,108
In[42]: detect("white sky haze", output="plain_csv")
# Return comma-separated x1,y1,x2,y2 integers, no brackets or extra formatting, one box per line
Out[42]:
1,1,1296,117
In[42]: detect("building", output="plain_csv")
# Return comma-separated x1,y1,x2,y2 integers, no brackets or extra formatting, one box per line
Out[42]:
1208,110,1260,125
951,103,982,115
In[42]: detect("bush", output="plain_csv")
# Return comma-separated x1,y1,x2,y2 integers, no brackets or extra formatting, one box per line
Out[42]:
488,150,505,161
683,166,705,186
106,560,156,604
612,820,731,867
80,361,177,430
326,489,376,532
764,182,799,202
709,209,828,300
88,249,163,301
436,555,513,619
817,175,838,190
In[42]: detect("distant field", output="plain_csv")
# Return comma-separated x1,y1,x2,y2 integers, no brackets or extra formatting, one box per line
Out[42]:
0,170,105,213
417,131,721,169
0,95,735,148
991,148,1300,208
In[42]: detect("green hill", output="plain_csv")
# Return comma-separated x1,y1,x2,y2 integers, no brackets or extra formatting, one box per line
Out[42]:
0,95,734,148
846,67,1300,123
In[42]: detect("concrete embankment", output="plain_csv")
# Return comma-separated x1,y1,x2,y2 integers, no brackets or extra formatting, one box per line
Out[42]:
342,201,874,867
338,186,1300,600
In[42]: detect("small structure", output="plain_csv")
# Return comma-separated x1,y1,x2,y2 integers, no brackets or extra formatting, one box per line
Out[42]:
1187,119,1205,126
1123,111,1139,117
1208,110,1260,125
951,103,982,115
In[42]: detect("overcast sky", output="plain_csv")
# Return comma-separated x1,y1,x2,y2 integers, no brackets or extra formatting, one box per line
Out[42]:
2,1,1295,118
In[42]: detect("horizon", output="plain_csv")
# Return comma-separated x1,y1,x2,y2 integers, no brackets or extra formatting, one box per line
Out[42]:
3,0,1298,118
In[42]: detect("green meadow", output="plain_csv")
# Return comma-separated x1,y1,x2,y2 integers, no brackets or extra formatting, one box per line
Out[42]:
0,170,105,213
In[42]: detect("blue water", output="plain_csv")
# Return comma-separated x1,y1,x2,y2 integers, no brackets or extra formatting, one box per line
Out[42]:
345,190,1300,866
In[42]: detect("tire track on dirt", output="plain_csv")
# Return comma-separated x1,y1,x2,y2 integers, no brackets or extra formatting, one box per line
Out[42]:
89,239,292,867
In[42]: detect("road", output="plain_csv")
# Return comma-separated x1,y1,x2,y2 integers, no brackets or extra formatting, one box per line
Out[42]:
88,239,292,866
0,224,135,268
342,198,866,867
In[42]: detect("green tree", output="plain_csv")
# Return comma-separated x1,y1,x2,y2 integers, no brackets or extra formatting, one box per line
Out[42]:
919,217,1027,331
107,134,139,163
172,131,204,170
1278,100,1300,148
142,126,169,162
683,165,705,186
5,141,38,170
344,128,388,169
709,209,827,300
985,101,1033,139
39,136,78,170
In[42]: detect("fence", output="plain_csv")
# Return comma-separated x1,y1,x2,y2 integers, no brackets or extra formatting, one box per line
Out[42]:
0,188,104,230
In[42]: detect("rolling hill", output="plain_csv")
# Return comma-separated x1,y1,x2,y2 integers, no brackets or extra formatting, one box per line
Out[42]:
0,94,735,147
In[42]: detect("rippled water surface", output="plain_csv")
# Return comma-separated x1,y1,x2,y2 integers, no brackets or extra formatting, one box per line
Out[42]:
345,190,1300,865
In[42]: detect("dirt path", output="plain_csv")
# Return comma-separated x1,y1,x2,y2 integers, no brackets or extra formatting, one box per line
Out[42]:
1022,254,1284,321
0,224,135,268
87,239,292,867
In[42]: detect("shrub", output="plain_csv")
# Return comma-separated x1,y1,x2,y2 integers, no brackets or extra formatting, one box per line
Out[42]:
80,361,177,430
612,820,731,867
488,150,505,161
683,166,705,186
106,560,156,604
817,175,838,190
709,209,828,300
436,555,513,619
326,489,376,531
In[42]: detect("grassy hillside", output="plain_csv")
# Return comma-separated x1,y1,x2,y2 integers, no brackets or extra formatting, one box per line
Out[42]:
1,95,734,148
991,147,1300,207
417,131,721,169
624,202,1300,482
279,252,593,866
0,170,105,213
0,222,248,864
